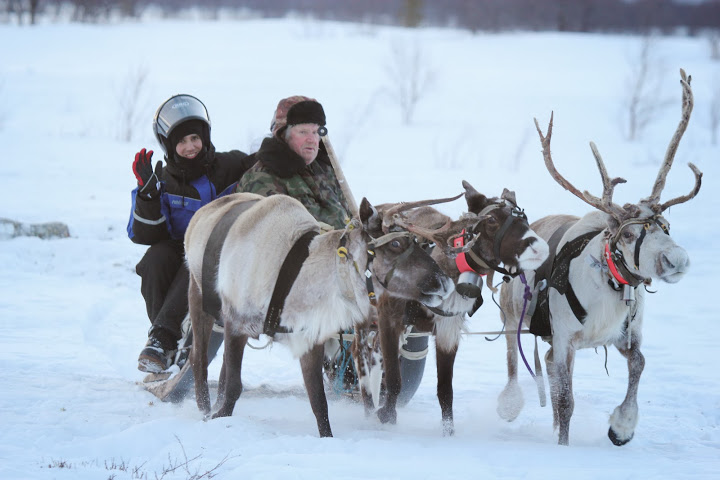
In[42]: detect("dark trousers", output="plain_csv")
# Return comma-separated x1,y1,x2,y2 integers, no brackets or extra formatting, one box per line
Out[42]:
135,239,188,348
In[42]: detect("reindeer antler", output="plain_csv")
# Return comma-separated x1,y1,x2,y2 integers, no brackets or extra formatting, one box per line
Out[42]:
586,142,628,218
534,113,627,221
659,162,702,211
394,217,452,243
645,69,702,212
381,193,463,233
391,212,485,258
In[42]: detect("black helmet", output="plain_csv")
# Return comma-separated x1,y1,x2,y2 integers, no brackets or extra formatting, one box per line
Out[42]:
153,94,211,155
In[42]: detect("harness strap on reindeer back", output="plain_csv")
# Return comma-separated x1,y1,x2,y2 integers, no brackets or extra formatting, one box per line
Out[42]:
202,199,260,322
530,228,602,335
264,230,320,336
528,221,575,336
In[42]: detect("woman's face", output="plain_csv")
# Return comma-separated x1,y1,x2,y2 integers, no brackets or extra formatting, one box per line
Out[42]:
286,123,321,165
175,133,203,159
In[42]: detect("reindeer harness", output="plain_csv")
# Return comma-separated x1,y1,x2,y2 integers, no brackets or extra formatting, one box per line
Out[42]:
337,228,422,307
529,215,667,336
530,228,601,336
201,199,260,322
264,223,413,337
606,215,668,289
199,198,316,336
455,200,530,279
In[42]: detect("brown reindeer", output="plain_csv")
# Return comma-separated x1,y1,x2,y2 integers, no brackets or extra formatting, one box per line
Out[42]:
497,69,702,446
355,181,550,435
184,192,459,437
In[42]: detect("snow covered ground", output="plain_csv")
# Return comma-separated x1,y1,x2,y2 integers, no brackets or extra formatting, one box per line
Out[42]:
0,16,718,480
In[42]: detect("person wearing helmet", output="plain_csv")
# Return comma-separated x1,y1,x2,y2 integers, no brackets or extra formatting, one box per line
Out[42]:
127,94,255,373
237,95,351,229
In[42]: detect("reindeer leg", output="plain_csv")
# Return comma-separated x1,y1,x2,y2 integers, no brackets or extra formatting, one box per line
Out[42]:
548,343,575,446
212,332,247,418
533,336,547,407
216,358,227,406
300,343,333,437
608,334,644,446
376,311,403,425
436,346,457,436
189,275,213,415
497,322,524,421
545,346,559,429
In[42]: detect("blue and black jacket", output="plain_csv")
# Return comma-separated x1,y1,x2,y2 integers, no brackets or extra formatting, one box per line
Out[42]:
127,148,255,245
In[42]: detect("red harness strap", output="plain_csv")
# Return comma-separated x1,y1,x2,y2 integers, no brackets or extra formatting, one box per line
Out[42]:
454,229,483,274
604,243,629,285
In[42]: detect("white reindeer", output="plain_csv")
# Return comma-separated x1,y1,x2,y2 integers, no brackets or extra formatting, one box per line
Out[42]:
497,69,702,446
185,192,458,437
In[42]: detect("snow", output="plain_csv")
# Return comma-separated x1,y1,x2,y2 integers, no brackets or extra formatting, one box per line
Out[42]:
1,16,719,480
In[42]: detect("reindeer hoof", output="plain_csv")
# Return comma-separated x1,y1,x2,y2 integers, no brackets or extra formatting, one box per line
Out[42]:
377,406,397,425
608,427,634,446
211,407,232,419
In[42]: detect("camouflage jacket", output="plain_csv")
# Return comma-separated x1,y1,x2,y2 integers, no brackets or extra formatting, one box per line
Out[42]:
237,137,351,229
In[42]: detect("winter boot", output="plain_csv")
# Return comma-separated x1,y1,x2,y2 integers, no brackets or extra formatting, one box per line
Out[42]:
138,333,177,373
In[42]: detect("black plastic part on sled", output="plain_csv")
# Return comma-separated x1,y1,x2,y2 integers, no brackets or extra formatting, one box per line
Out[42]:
396,326,428,407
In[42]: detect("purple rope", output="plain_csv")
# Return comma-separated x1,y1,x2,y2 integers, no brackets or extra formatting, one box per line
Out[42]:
517,272,536,378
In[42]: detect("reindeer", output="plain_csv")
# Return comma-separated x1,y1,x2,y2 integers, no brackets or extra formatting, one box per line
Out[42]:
497,69,702,446
354,181,550,435
184,192,459,437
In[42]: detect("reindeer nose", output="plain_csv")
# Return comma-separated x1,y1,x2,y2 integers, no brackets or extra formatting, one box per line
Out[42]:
661,253,676,270
421,273,454,298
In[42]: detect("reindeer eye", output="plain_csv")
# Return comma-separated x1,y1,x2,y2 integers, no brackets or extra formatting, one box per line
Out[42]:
622,230,635,241
391,239,402,249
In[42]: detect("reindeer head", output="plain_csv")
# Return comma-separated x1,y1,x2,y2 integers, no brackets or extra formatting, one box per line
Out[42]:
356,196,457,308
535,69,702,285
459,181,549,276
375,184,549,279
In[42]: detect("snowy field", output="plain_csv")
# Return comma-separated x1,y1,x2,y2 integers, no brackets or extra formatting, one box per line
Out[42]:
0,15,718,480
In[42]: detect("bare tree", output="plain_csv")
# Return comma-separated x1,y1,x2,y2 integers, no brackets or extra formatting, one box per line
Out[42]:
709,31,720,61
711,75,720,146
399,0,423,28
0,77,6,131
116,65,150,143
383,39,435,125
5,0,34,24
622,35,671,141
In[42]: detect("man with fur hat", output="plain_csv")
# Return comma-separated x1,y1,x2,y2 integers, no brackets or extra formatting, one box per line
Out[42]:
127,94,256,373
238,95,352,229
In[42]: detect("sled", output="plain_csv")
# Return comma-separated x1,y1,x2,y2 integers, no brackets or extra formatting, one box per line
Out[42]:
143,322,427,407
323,326,428,407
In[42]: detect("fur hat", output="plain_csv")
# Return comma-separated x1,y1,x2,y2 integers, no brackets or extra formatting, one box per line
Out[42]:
270,96,326,139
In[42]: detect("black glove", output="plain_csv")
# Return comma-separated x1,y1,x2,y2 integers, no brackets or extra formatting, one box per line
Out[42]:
132,148,162,199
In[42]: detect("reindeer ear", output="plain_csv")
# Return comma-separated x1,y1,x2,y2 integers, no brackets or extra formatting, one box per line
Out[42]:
359,198,381,232
606,215,620,231
463,180,488,214
501,188,518,206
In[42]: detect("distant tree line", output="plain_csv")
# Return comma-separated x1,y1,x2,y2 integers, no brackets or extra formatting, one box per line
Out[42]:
3,0,720,35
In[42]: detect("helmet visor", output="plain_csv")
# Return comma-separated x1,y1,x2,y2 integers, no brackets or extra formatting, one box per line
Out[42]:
153,94,210,152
